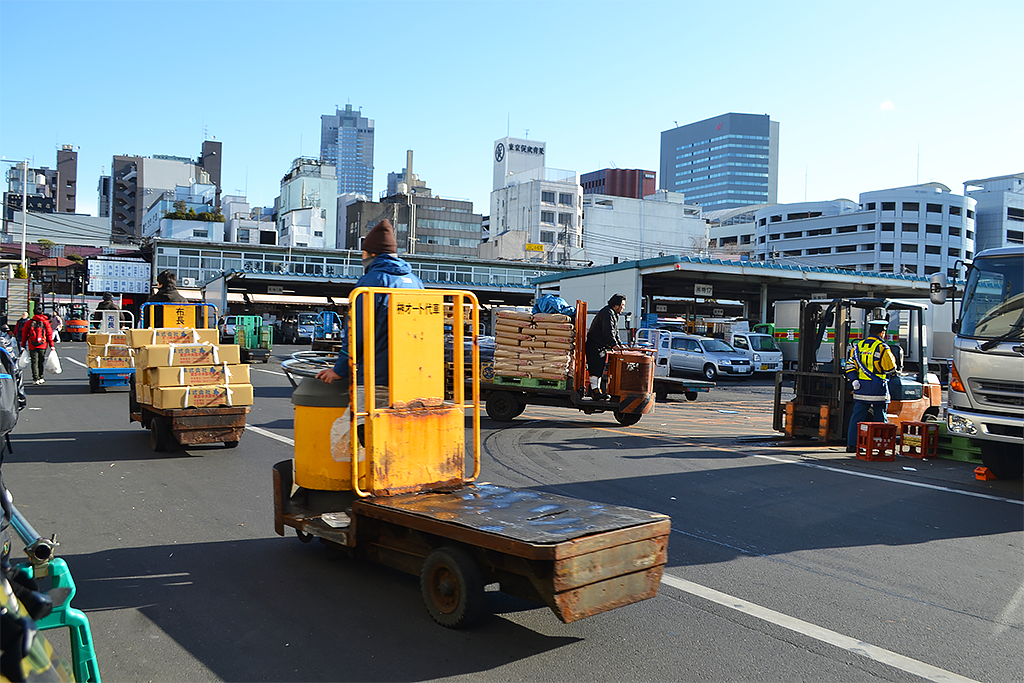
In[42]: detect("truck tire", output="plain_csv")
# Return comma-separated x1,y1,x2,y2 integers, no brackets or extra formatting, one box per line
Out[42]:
614,411,642,426
485,391,520,422
420,546,484,628
980,442,1024,480
150,417,172,452
655,388,668,402
89,374,100,394
685,391,699,402
703,364,718,381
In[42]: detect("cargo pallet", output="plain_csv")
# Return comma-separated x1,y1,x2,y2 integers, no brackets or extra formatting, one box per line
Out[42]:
935,422,983,464
493,375,569,390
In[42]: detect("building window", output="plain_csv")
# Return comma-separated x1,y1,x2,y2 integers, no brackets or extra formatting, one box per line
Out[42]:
193,230,208,238
881,243,895,252
1008,207,1024,221
926,224,941,234
866,202,876,210
558,213,573,227
947,268,958,277
882,222,895,231
949,226,961,236
1007,230,1023,244
836,245,856,253
314,231,323,237
926,245,941,254
966,209,974,219
880,264,894,273
783,231,802,239
948,247,960,257
861,224,875,231
966,230,974,239
881,202,896,211
836,225,857,234
903,264,918,274
770,215,782,222
541,211,555,224
237,229,250,241
927,203,942,213
949,205,961,216
541,191,555,203
540,231,555,244
769,233,780,240
759,218,766,226
925,265,941,275
903,202,919,212
966,251,973,259
558,193,574,206
902,243,918,253
902,223,918,232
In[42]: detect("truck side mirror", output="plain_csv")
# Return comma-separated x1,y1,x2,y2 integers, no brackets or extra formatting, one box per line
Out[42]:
929,273,948,305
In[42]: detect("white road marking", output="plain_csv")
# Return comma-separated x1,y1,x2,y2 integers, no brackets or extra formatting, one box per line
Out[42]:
64,357,87,368
660,574,980,683
250,367,287,377
753,454,1023,506
246,424,294,446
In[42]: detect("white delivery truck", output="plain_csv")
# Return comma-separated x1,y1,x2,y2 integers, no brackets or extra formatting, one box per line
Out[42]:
715,321,784,374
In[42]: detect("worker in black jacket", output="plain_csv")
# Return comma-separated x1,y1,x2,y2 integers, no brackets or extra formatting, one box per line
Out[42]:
585,293,626,400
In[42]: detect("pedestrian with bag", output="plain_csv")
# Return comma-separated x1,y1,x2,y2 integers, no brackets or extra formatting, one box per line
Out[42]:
844,315,898,452
19,300,54,385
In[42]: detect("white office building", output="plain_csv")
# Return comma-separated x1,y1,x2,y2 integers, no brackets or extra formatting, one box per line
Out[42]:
222,195,277,245
277,158,338,248
752,182,976,277
581,190,707,265
964,173,1024,252
483,137,584,263
279,206,326,249
141,183,224,242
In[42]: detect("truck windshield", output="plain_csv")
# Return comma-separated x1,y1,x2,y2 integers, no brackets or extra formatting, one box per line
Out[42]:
749,334,780,351
960,255,1024,339
298,313,317,325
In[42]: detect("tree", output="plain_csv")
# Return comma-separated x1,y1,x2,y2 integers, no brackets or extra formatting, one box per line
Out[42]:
174,200,187,215
38,238,55,251
186,207,197,220
67,254,84,264
14,264,27,279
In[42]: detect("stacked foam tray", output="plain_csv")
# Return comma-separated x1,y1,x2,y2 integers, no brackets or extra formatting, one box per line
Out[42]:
86,331,135,369
129,328,253,409
492,311,574,381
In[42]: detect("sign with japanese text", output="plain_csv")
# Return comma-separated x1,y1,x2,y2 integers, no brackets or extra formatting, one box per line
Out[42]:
88,258,152,294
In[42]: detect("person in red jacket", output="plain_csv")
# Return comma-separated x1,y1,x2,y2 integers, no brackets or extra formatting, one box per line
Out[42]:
19,301,54,385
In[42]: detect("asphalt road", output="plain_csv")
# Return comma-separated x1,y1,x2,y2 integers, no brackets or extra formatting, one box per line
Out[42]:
4,345,1022,683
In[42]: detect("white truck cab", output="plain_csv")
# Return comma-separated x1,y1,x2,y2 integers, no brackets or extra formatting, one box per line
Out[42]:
729,331,783,373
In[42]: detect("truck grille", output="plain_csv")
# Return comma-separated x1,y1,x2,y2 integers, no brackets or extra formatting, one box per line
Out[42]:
969,378,1024,409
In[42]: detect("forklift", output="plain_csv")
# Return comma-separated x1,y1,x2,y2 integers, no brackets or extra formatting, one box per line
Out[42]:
234,315,272,363
274,287,669,628
772,298,942,443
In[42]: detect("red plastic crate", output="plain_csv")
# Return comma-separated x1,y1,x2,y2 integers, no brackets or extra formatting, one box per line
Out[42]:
900,421,939,459
856,422,897,461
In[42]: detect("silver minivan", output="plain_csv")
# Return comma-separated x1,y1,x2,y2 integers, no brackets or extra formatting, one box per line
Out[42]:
668,334,753,380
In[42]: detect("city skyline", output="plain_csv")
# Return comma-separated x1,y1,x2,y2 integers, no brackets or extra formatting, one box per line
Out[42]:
2,1,1021,225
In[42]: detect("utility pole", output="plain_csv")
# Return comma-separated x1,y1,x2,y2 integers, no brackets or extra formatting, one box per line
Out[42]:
20,160,27,269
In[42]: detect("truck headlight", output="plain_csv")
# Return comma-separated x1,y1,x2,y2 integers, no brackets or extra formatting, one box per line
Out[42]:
720,359,732,365
947,414,977,436
753,353,762,362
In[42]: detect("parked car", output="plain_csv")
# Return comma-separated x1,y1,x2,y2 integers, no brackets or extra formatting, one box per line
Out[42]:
667,334,752,381
278,312,318,344
218,315,237,343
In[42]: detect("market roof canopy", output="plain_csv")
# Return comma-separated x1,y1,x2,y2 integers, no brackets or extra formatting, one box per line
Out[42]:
34,257,77,268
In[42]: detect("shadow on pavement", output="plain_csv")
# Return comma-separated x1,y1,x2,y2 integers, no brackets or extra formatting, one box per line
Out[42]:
67,538,579,682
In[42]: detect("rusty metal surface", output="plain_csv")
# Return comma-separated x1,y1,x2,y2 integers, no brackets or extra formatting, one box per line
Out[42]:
357,484,669,547
553,564,665,623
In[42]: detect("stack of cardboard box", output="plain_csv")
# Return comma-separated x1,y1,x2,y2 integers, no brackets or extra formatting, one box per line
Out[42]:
86,332,134,369
129,328,254,409
492,311,575,381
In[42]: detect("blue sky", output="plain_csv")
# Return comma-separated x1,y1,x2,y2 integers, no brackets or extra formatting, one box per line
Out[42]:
2,1,1021,221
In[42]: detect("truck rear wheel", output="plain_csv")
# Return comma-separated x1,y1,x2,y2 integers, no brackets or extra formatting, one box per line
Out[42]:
980,442,1023,480
485,391,520,422
614,411,642,426
420,547,484,628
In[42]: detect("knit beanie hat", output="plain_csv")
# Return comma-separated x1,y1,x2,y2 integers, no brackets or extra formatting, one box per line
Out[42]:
362,219,398,255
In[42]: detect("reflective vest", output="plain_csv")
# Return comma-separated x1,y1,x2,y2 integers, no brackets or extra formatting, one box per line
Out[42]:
845,337,896,401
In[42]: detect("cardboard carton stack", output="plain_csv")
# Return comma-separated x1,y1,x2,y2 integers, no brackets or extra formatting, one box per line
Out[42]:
129,328,254,409
492,311,575,381
86,332,135,369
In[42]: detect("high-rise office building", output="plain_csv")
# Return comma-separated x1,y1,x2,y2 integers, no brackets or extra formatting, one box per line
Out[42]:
964,173,1024,252
320,104,374,198
660,113,779,210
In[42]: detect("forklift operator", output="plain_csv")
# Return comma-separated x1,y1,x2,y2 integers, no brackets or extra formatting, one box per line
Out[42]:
844,317,898,452
316,219,424,387
585,293,626,400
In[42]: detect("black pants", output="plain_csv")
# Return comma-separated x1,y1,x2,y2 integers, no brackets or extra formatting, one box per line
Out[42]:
585,344,610,387
29,348,46,381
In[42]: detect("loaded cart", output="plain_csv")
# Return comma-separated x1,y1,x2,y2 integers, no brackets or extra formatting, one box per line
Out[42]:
86,309,136,393
480,301,658,425
274,288,669,627
129,303,251,452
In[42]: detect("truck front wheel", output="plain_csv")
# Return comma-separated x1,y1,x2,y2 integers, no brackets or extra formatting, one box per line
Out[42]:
980,441,1024,480
485,391,521,422
614,411,642,426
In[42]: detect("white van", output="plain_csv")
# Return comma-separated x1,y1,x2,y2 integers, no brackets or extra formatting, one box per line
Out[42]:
729,331,783,373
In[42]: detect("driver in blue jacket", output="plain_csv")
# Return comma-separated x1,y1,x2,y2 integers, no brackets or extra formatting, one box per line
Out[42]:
317,218,423,387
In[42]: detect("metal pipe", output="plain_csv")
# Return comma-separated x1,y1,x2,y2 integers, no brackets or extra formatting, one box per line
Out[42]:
9,502,57,565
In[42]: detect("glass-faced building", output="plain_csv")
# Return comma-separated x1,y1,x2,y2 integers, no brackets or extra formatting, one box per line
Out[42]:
660,113,779,210
320,104,374,198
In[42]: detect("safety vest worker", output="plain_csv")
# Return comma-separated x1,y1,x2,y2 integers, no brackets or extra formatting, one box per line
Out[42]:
844,317,898,452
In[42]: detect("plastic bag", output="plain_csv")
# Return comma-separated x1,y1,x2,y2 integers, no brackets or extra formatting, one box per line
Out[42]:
17,347,29,369
533,294,576,316
44,348,62,375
